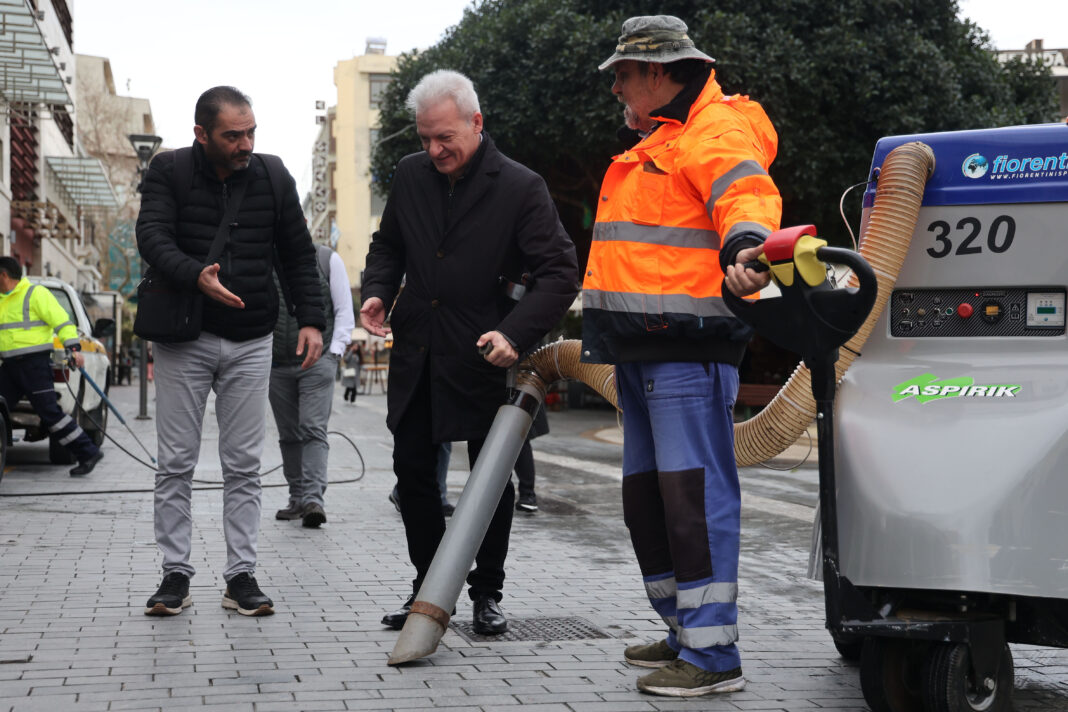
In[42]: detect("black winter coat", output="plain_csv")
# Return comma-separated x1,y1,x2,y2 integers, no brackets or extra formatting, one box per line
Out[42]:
135,142,325,341
362,134,579,442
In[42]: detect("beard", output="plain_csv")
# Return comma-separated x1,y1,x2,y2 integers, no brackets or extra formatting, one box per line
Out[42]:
204,138,251,174
229,152,252,171
623,104,655,133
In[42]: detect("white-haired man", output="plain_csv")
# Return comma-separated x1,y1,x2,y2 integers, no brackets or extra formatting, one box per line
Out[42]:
361,70,579,634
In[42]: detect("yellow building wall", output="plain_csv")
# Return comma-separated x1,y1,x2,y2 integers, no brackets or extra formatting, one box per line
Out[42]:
333,53,398,291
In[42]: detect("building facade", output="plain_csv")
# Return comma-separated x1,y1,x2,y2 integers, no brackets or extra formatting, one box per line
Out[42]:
303,105,336,254
323,39,397,294
75,53,157,298
1,0,118,293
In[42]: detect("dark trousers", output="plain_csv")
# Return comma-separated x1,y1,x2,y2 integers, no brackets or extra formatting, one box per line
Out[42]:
513,404,545,496
514,439,535,496
0,352,99,462
392,365,513,602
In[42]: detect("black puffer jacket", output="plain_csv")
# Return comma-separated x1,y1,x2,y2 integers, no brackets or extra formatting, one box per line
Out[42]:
135,142,325,341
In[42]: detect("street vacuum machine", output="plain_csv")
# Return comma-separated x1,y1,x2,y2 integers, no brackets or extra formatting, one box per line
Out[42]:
730,122,1068,712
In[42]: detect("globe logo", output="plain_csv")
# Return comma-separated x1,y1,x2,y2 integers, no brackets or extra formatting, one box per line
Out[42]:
962,153,989,179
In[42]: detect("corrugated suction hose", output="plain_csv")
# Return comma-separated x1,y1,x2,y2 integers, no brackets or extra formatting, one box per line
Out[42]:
519,141,935,466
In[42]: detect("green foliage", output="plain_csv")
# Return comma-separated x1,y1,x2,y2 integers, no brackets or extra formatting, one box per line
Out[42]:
371,0,1059,255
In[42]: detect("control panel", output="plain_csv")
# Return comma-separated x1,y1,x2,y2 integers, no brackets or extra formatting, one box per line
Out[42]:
890,288,1066,337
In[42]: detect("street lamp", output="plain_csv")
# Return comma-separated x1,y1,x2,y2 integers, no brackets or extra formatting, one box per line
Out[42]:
128,133,162,191
127,133,162,420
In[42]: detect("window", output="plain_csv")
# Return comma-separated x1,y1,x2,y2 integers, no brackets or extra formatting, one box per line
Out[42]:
48,287,76,322
369,74,391,110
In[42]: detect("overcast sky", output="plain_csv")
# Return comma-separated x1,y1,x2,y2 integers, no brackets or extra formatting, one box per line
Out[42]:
73,0,1067,196
73,0,476,194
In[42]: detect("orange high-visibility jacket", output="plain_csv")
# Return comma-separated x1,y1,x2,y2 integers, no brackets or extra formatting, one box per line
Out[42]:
582,71,782,365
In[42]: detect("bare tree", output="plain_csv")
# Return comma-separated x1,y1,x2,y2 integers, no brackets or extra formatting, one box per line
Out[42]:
76,62,151,299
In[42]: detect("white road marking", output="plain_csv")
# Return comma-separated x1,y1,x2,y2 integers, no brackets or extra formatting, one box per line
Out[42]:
533,451,816,522
533,450,625,480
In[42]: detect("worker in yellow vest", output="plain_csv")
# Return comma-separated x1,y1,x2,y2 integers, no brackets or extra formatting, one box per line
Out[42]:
0,257,103,476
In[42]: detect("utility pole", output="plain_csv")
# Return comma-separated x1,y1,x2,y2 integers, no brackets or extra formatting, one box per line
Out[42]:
127,134,163,420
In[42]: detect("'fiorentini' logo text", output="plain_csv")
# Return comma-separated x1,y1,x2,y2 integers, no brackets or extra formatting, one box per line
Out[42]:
893,374,1020,403
986,152,1068,180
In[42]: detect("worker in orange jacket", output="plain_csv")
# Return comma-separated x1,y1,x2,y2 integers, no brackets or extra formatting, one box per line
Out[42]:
582,15,779,698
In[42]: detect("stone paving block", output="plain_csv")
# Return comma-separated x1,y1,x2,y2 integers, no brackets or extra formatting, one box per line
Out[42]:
7,694,80,711
729,701,826,711
514,691,602,704
647,701,747,712
567,702,658,711
106,696,171,711
294,689,382,702
255,702,346,712
340,699,436,711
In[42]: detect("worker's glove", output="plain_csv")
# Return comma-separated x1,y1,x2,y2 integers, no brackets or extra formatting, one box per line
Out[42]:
65,348,79,370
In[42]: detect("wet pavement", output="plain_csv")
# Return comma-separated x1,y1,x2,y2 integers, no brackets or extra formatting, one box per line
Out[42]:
0,379,1065,711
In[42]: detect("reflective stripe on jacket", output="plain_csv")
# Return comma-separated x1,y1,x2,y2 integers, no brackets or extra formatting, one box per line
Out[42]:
0,278,79,358
582,71,782,365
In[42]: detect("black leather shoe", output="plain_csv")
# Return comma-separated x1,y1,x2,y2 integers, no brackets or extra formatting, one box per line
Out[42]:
69,450,103,477
472,596,508,635
382,595,414,630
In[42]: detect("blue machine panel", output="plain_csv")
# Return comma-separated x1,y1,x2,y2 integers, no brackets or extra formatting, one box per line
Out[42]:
863,123,1068,207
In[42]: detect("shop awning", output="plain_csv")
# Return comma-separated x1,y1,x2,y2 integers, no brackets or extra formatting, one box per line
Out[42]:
45,156,119,208
0,0,72,105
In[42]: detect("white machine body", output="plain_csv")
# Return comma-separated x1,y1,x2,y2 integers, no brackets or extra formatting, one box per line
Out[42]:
837,123,1068,599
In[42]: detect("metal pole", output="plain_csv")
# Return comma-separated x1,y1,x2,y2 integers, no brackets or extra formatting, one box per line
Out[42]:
137,336,149,419
135,169,150,421
388,383,542,665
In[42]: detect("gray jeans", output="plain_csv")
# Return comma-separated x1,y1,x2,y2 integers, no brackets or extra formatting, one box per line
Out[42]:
268,354,337,508
153,332,272,581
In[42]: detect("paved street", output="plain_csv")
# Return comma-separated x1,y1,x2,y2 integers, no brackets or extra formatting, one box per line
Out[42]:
0,378,1065,711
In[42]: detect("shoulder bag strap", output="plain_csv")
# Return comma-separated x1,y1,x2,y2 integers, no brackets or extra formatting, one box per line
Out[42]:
204,178,249,267
172,146,193,212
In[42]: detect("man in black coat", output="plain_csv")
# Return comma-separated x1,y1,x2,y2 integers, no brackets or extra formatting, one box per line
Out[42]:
361,69,579,634
136,86,324,618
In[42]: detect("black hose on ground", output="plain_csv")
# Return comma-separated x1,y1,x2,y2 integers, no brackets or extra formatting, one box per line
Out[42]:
0,376,365,497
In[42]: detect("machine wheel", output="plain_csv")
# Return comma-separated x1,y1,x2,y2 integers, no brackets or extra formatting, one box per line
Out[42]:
921,642,1013,712
832,630,864,662
48,434,77,465
860,637,926,712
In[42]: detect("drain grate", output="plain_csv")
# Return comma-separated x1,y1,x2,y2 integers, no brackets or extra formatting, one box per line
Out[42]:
451,616,613,643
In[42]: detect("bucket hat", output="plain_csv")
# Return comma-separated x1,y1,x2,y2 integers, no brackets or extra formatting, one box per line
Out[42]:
599,15,714,71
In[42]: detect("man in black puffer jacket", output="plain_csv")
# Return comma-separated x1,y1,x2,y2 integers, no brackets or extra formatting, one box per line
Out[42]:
136,86,325,618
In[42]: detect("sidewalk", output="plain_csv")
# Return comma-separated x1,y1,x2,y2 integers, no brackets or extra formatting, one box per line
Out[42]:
0,380,1063,711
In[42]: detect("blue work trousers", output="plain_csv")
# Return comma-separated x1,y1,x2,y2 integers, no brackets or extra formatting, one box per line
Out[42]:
617,360,741,673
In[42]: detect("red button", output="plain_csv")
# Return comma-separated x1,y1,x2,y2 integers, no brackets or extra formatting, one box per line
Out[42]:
957,303,974,318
